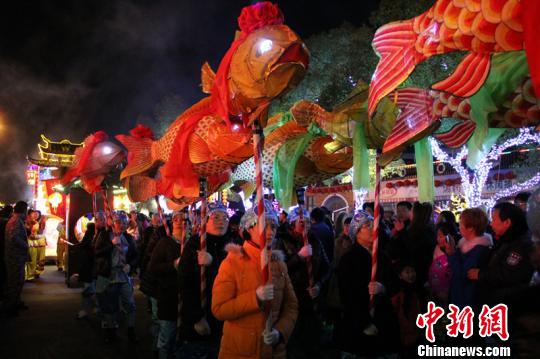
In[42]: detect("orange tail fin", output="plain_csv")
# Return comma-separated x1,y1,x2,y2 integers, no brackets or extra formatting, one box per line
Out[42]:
383,88,439,154
122,175,158,203
432,53,491,97
368,19,425,117
433,121,476,148
115,134,156,180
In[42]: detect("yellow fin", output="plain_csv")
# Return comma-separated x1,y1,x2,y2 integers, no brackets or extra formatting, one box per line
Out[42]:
201,62,216,94
265,121,306,146
188,134,213,163
291,100,331,127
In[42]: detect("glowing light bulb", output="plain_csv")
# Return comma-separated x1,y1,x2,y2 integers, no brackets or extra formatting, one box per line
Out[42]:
258,39,273,54
102,145,113,155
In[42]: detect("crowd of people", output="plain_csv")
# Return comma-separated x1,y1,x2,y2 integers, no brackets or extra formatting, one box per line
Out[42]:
1,192,539,358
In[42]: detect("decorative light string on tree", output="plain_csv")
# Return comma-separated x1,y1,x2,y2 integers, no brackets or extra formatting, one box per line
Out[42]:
353,188,368,211
430,128,540,208
485,172,540,209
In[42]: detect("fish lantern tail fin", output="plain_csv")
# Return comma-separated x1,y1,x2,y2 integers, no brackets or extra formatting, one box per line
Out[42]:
368,19,425,117
116,125,156,180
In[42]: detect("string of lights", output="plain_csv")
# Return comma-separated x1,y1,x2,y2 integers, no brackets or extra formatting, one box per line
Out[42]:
429,128,540,208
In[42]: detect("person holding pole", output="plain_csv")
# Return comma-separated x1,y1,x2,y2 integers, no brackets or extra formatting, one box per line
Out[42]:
177,202,230,356
274,206,330,358
212,199,298,359
336,210,400,357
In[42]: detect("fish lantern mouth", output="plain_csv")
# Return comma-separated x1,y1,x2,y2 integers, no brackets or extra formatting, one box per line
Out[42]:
266,42,309,98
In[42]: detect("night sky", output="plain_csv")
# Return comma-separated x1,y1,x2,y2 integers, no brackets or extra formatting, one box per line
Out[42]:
0,0,379,202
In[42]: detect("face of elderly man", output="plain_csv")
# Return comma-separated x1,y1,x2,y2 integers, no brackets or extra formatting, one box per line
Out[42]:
206,211,229,236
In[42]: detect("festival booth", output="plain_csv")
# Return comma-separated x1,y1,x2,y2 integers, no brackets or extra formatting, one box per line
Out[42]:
27,135,82,260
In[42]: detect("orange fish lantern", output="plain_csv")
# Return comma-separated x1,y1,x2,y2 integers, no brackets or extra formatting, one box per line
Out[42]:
116,2,309,205
62,131,126,193
231,104,353,208
368,0,540,117
382,51,539,155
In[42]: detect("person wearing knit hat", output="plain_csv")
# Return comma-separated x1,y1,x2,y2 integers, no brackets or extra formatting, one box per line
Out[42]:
239,199,278,232
273,205,331,358
336,210,400,357
177,202,232,355
348,210,374,242
212,199,298,359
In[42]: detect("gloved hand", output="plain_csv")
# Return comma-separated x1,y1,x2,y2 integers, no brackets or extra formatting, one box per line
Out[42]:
298,244,312,259
194,317,211,336
307,283,320,299
256,284,274,302
368,281,385,296
197,250,213,266
263,328,280,346
363,323,378,336
122,264,131,274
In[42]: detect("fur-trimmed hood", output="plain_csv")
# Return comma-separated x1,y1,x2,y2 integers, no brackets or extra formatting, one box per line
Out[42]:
458,233,493,254
225,242,285,261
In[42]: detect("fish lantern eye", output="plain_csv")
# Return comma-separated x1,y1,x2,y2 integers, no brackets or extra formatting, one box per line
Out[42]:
102,145,113,155
257,39,273,56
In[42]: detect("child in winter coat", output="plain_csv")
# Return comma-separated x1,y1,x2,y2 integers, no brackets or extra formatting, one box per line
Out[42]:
392,263,421,357
428,222,456,305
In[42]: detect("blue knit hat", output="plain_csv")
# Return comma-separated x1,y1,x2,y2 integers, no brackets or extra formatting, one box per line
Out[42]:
206,202,228,219
240,199,278,230
288,206,310,224
349,210,373,239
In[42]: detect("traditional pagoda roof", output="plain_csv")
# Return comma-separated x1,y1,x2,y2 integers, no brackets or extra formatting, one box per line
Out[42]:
28,134,83,167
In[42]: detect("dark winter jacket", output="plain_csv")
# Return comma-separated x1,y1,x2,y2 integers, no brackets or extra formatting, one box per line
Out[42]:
478,231,534,306
5,214,29,262
275,229,330,313
76,224,96,283
337,243,400,356
177,232,230,341
388,224,436,287
93,229,138,278
310,221,334,263
137,225,157,275
148,235,181,321
139,226,165,297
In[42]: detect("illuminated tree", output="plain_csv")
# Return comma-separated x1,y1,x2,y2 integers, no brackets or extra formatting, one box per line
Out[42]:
429,128,540,208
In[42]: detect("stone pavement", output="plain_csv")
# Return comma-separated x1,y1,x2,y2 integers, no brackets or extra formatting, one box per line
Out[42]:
0,265,341,359
0,266,155,359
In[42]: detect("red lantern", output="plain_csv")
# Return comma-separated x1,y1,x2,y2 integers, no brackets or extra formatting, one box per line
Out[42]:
403,179,412,187
506,172,516,180
396,181,404,187
434,180,442,187
412,180,418,186
445,179,454,187
386,182,394,189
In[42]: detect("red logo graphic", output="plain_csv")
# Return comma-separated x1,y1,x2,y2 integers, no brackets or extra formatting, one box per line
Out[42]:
446,304,474,339
416,302,445,343
478,304,509,341
417,302,509,342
